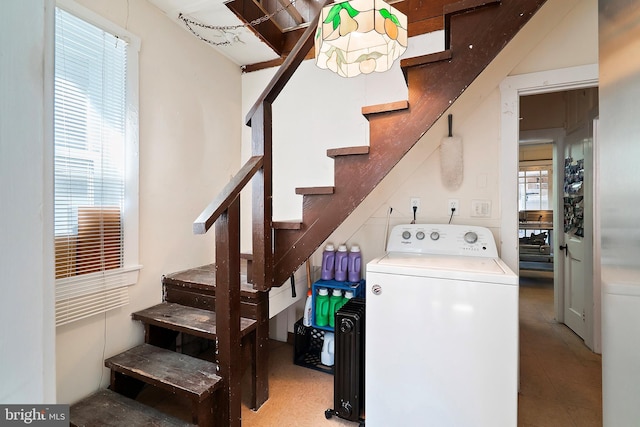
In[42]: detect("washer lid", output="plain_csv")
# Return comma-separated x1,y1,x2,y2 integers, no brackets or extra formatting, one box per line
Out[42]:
367,253,517,285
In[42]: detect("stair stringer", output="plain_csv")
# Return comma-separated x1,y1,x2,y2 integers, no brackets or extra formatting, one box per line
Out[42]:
329,132,443,245
272,0,549,285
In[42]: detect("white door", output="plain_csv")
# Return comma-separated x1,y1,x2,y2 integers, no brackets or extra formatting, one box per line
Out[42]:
561,122,593,339
563,231,585,337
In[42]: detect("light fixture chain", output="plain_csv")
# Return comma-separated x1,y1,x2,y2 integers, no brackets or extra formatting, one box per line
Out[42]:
178,0,298,47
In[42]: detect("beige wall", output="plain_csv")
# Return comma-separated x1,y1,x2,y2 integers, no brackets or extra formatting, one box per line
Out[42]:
55,0,241,404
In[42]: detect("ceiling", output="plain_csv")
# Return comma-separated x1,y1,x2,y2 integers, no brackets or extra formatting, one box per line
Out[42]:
147,0,460,71
147,0,313,67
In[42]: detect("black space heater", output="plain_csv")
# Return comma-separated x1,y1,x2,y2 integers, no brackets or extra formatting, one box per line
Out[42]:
325,298,365,426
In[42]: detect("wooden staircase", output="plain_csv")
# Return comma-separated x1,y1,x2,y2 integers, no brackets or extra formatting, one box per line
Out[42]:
70,262,265,426
70,0,547,425
271,0,549,286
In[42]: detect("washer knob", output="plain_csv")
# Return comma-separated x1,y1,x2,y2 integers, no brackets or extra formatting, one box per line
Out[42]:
430,231,440,241
416,231,425,240
464,231,478,244
402,231,411,240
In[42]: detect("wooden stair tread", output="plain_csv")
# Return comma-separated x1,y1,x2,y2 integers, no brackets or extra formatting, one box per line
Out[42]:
105,344,221,401
163,264,258,296
70,389,193,427
401,49,453,70
272,220,302,230
362,100,409,117
295,186,334,195
327,146,370,158
132,302,257,339
444,0,501,15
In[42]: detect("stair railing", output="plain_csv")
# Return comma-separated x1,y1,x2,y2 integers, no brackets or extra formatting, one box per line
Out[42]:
193,155,262,425
192,3,329,425
244,0,330,292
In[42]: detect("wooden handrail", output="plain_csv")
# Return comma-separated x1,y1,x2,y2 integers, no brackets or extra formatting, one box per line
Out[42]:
244,0,331,126
193,155,264,234
190,5,336,422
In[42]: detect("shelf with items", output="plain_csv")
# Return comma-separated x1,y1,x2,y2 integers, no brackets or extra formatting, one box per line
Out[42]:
311,279,365,332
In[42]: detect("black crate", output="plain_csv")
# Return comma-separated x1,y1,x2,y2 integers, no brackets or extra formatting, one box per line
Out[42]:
293,318,334,375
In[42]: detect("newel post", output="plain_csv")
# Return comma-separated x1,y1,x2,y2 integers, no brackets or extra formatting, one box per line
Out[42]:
215,196,242,427
251,102,273,291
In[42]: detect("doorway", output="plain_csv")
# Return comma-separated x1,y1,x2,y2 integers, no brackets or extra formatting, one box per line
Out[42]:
499,64,600,352
518,88,598,347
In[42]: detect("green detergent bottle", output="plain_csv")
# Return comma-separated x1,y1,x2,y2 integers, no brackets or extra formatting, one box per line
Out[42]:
328,288,344,328
315,288,330,327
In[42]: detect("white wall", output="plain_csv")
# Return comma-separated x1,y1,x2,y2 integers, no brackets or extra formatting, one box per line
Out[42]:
241,0,598,276
0,0,56,403
511,0,598,75
54,0,242,404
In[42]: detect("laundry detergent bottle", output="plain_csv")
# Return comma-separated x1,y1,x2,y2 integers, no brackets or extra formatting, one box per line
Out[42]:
321,332,335,366
348,244,362,283
315,288,330,327
320,244,336,281
302,289,313,327
328,288,344,328
334,245,349,282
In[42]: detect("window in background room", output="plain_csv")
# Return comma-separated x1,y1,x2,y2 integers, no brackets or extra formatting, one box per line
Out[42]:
54,1,140,326
518,164,552,211
518,162,553,241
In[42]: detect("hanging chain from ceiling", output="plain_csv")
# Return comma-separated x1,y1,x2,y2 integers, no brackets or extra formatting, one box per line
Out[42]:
178,0,298,47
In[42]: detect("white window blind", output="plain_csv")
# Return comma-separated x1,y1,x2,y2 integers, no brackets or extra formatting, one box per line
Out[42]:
54,2,140,327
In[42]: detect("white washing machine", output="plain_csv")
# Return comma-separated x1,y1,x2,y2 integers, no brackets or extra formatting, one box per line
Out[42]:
365,224,518,427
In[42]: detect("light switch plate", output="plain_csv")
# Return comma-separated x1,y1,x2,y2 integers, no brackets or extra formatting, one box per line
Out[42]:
471,200,491,217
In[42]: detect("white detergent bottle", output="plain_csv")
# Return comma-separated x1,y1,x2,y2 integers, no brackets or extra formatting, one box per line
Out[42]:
302,289,313,327
321,332,335,366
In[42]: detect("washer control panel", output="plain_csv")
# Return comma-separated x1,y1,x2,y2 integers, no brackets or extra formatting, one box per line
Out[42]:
386,224,499,257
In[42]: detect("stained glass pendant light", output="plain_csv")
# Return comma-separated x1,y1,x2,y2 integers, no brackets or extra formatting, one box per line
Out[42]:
315,0,408,78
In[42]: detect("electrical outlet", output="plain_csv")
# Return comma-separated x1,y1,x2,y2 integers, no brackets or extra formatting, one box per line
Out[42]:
410,198,420,213
448,199,459,216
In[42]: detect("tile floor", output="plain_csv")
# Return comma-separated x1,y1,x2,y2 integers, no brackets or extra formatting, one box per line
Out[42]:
140,273,602,426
